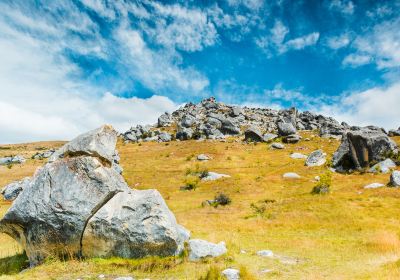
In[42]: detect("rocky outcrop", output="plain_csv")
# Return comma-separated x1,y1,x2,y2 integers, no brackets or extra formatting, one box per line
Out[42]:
332,127,398,172
0,125,188,266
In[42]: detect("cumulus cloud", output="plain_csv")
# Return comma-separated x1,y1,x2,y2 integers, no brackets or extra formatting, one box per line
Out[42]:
344,17,400,69
326,33,351,49
318,83,400,129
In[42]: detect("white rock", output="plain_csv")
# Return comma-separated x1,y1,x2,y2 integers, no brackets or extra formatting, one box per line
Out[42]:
271,143,285,149
197,154,210,161
305,150,326,167
283,172,301,179
390,170,400,187
368,158,396,174
201,172,231,181
364,183,385,189
257,250,274,257
114,277,134,280
188,239,227,261
290,153,307,159
222,268,240,280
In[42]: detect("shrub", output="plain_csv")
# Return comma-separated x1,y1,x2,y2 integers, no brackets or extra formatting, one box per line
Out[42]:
210,193,231,207
311,172,332,194
181,175,200,191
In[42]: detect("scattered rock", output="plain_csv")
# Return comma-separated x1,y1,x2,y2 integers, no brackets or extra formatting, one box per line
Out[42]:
368,158,396,174
188,239,227,261
1,177,30,201
176,127,193,140
0,155,26,165
114,277,134,280
290,153,307,159
32,149,55,160
244,126,264,142
389,171,400,187
222,268,240,280
257,250,274,257
201,172,231,181
263,133,278,142
158,132,172,142
283,172,301,179
197,154,210,161
277,122,297,136
283,134,300,144
364,183,385,189
271,143,285,149
388,127,400,137
158,112,173,127
305,150,326,167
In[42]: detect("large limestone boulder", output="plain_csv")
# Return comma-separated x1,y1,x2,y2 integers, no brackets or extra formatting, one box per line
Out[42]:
82,189,190,258
244,126,263,142
49,125,117,165
332,127,398,172
0,125,188,266
277,122,297,136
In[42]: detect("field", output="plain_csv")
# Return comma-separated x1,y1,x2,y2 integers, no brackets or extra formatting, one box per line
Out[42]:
1,133,400,279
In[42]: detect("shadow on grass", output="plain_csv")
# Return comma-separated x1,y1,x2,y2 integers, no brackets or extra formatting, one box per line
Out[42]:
0,252,29,275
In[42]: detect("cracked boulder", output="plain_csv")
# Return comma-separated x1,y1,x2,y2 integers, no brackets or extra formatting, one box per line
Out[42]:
332,127,398,172
0,125,189,266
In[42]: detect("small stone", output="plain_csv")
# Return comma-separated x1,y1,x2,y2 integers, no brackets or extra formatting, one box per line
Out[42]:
114,277,134,280
283,172,301,179
197,154,210,161
290,153,307,159
263,133,278,142
260,269,273,274
188,239,227,261
389,170,400,187
364,183,385,189
305,150,326,167
98,275,105,279
222,268,240,280
201,172,230,181
257,250,274,257
271,143,285,149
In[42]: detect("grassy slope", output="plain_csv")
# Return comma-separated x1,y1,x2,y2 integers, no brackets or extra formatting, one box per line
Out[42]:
1,134,400,279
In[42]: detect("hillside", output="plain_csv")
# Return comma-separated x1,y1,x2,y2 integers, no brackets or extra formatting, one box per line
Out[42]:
1,133,400,279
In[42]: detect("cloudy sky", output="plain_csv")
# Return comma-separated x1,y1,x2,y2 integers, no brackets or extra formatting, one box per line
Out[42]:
0,0,399,143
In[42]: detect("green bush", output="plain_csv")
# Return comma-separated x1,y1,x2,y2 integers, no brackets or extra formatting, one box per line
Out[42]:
312,172,332,194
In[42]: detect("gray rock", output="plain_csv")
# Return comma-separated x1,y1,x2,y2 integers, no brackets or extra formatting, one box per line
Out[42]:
283,172,301,179
188,239,227,261
0,156,130,265
332,127,398,172
364,183,385,189
158,112,173,127
181,114,196,128
283,134,300,144
158,132,172,142
176,127,193,140
82,189,189,258
368,158,396,174
32,150,55,160
197,154,210,161
305,150,326,167
263,133,278,142
1,177,30,201
277,122,297,136
271,143,285,149
290,153,307,159
230,107,242,117
49,125,118,165
244,126,263,142
390,171,400,187
222,268,240,280
0,155,26,165
257,250,274,257
201,172,231,181
220,118,240,135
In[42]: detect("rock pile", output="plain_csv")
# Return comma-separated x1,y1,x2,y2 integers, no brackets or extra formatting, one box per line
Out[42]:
0,125,189,265
0,155,25,165
122,97,349,143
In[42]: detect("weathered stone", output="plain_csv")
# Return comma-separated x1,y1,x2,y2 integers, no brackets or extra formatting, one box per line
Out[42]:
364,183,385,189
290,153,307,159
176,127,193,140
158,132,172,142
305,150,326,167
188,239,227,261
283,134,300,144
244,126,263,142
277,122,297,136
257,250,274,257
82,189,189,258
283,172,301,179
263,133,278,142
0,155,26,165
49,125,118,165
390,171,400,187
158,112,173,127
271,143,285,149
197,154,210,161
1,177,30,201
201,172,231,181
368,159,396,174
222,268,240,280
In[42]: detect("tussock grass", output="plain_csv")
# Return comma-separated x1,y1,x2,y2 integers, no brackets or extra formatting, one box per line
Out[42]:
0,134,400,279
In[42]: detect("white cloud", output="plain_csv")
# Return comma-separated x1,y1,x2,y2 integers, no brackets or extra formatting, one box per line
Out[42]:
329,0,355,15
344,17,400,69
318,83,400,129
255,20,319,56
326,34,351,49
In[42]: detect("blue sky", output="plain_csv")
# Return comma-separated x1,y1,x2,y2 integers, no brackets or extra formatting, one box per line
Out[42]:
0,0,399,143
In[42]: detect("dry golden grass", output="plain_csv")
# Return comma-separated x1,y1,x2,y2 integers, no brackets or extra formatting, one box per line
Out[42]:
1,134,400,279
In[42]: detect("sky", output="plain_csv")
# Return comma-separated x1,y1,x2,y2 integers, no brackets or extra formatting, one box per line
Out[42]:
0,0,399,143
